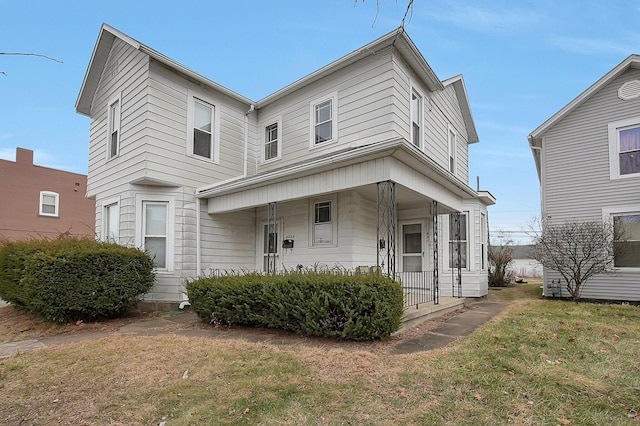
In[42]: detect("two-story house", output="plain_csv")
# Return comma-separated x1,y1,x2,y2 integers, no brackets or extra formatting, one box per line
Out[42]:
76,24,495,306
529,55,640,301
0,147,94,241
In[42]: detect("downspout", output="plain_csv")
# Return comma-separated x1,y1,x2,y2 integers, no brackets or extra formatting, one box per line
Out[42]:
244,104,255,177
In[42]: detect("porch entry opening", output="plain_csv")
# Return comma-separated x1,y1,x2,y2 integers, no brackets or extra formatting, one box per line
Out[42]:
399,222,433,308
262,223,278,273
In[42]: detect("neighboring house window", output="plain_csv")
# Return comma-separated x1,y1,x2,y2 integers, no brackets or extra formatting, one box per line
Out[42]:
108,95,121,159
311,196,337,246
612,213,640,267
618,126,640,175
448,125,457,173
608,117,640,179
103,198,120,242
39,191,59,217
448,212,467,269
261,116,282,162
411,90,422,148
135,194,175,271
310,92,338,147
193,98,214,159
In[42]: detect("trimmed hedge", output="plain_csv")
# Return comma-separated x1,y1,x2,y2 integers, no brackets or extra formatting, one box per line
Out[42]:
0,236,155,323
187,272,404,341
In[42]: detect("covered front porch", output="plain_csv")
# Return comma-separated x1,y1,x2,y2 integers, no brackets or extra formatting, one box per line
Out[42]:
195,140,483,308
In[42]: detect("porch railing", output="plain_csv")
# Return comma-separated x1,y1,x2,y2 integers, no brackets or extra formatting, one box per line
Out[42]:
396,271,434,309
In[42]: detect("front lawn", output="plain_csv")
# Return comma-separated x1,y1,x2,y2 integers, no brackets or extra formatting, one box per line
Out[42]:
1,283,639,425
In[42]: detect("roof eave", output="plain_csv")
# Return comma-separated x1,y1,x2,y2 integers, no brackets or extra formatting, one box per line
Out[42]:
257,28,444,108
529,54,640,140
442,74,479,143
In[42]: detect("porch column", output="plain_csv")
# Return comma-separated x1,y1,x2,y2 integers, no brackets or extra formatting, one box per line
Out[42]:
432,200,439,304
376,181,396,278
267,202,277,274
451,212,463,297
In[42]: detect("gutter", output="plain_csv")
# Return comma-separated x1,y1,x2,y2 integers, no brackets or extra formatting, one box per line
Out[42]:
195,138,478,200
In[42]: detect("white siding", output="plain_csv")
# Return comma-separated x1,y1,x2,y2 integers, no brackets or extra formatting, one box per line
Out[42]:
254,49,397,175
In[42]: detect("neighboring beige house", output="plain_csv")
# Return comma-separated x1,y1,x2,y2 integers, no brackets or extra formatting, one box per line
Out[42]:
76,24,495,305
0,147,95,241
529,55,640,301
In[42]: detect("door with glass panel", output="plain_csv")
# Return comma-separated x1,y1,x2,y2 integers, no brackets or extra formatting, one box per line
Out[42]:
401,223,424,272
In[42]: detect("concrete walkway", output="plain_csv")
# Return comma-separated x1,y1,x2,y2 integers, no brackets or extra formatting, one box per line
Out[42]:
0,299,509,359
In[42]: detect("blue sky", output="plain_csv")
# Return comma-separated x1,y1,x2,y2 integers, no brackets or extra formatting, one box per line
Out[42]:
1,0,639,243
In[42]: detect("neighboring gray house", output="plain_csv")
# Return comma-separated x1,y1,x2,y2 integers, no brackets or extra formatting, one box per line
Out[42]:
529,55,640,301
76,24,495,306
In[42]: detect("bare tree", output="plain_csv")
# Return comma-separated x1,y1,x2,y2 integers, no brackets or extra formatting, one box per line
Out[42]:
531,218,622,300
488,232,515,287
0,52,63,76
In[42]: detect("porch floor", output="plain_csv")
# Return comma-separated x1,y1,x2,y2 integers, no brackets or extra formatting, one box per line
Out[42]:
396,297,466,335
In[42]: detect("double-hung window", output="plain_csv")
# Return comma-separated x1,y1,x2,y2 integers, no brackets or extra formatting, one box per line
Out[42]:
39,191,59,217
136,194,175,271
310,92,338,147
311,197,336,246
411,91,422,148
103,198,120,242
612,213,640,267
265,123,278,161
143,201,168,269
193,98,214,159
448,125,457,173
448,212,467,269
608,118,640,179
108,95,121,159
618,126,640,175
262,116,282,162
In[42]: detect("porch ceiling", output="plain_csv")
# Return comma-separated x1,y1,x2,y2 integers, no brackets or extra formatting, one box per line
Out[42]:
197,139,477,214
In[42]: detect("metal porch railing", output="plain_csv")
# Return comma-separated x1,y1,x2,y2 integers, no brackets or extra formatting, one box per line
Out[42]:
396,271,434,309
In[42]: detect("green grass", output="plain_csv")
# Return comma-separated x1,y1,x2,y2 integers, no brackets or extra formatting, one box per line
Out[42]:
1,283,639,425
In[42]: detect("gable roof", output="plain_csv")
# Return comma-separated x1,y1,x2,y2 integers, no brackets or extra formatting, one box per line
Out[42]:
77,25,477,137
76,23,253,116
442,74,479,144
528,54,640,178
257,28,445,107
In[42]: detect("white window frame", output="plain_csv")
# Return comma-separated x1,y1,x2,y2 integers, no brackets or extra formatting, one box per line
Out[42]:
448,124,457,174
602,205,640,270
107,93,121,160
261,115,282,163
102,196,120,243
135,194,175,272
410,87,423,149
309,195,338,247
446,212,468,270
39,191,59,217
309,92,338,148
187,90,219,162
608,117,640,180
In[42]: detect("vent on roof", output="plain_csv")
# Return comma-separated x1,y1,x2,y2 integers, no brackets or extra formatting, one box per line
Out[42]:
618,80,640,100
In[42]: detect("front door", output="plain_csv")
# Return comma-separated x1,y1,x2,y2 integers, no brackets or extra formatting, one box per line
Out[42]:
401,223,424,272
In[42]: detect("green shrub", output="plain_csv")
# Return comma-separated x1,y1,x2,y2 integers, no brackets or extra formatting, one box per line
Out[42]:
0,236,155,323
187,272,404,340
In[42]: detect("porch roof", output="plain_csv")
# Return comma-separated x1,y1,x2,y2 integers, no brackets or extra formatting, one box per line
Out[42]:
196,139,482,214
